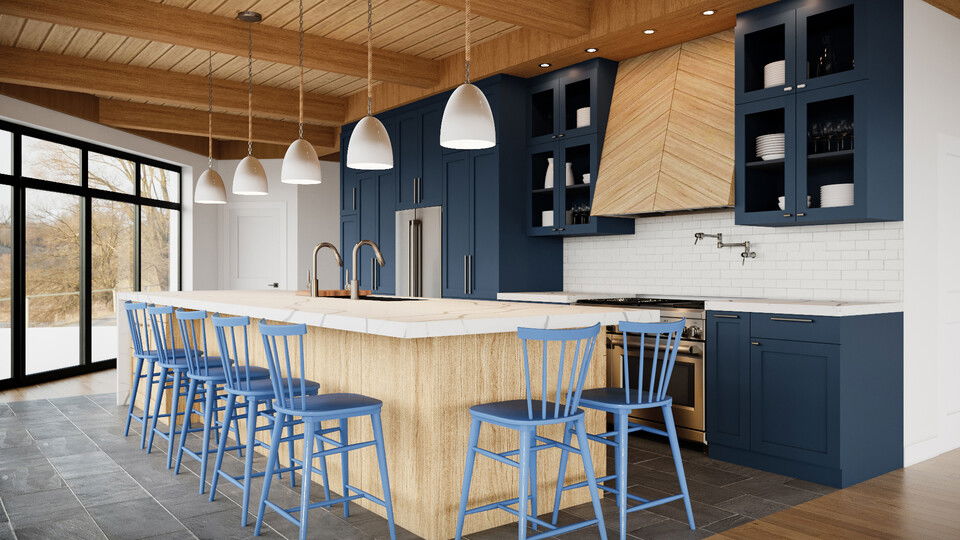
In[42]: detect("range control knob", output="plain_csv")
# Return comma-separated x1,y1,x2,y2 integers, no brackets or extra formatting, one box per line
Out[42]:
686,326,703,340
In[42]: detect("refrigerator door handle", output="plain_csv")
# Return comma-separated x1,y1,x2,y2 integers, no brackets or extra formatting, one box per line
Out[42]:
408,219,423,297
407,220,414,295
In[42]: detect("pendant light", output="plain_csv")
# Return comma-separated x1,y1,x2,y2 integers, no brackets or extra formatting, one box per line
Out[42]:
346,0,393,170
194,51,227,204
232,11,269,196
440,0,495,149
281,0,323,184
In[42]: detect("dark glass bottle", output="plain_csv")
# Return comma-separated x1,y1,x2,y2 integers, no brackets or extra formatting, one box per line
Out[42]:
816,35,835,77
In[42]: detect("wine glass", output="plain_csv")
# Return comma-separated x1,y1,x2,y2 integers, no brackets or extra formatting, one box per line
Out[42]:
822,121,839,152
809,122,823,154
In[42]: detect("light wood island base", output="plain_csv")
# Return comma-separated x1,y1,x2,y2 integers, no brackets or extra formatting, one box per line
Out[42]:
131,321,607,539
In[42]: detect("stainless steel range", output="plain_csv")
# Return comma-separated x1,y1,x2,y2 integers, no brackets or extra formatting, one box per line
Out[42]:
577,298,707,444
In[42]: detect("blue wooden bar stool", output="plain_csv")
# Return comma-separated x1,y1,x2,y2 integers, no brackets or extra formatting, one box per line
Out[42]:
209,315,322,526
551,320,695,540
122,301,165,448
171,309,243,493
254,321,396,540
455,324,607,540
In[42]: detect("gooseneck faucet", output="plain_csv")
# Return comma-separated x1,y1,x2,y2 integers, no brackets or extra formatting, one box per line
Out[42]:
351,240,385,300
310,242,343,297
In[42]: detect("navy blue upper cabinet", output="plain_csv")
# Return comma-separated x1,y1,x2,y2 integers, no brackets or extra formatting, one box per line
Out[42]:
396,104,443,210
734,0,902,227
525,59,633,237
706,310,903,488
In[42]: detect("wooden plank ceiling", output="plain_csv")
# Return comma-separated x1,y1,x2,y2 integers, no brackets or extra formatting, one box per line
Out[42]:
0,0,791,160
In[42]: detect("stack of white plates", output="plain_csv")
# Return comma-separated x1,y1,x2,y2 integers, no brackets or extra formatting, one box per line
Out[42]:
820,183,854,208
764,60,786,88
576,107,590,128
756,133,785,160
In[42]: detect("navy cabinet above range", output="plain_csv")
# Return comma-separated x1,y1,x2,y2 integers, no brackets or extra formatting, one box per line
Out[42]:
735,0,903,226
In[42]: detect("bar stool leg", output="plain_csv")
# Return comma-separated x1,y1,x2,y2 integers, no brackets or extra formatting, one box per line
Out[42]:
299,420,315,540
615,412,629,540
124,357,144,436
663,405,695,530
550,425,574,526
146,367,168,453
209,392,236,502
240,397,258,525
455,418,481,540
530,427,538,532
371,412,397,540
165,368,182,469
315,427,331,501
139,361,156,449
175,378,198,474
286,421,297,487
575,418,607,540
199,383,217,494
255,412,287,537
339,418,350,518
517,427,533,540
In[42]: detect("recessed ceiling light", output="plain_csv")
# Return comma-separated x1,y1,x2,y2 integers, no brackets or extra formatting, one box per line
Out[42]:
539,62,551,68
584,47,598,53
702,9,716,15
643,29,655,35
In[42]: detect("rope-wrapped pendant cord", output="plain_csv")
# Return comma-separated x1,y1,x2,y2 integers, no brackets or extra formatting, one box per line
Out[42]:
298,0,304,138
207,50,213,169
247,25,253,156
367,0,373,116
465,0,471,83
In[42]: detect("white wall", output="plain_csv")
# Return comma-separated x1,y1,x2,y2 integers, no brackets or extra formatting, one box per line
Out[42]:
564,210,903,302
0,94,219,291
902,0,960,466
215,158,340,291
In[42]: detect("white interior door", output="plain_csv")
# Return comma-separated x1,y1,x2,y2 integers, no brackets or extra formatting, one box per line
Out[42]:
221,202,287,290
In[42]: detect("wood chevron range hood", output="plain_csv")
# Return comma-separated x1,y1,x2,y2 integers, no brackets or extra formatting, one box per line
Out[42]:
591,31,735,216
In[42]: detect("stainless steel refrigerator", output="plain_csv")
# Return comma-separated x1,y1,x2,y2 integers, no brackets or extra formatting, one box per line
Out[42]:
395,206,442,298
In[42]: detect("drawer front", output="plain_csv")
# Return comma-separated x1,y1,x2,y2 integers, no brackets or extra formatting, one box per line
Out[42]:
749,313,842,344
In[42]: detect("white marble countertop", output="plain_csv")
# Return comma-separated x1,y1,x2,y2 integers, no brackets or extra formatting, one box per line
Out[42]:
496,291,902,317
119,290,659,339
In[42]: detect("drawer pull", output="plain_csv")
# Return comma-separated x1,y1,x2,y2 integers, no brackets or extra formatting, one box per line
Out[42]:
714,314,740,319
770,317,814,323
751,341,761,346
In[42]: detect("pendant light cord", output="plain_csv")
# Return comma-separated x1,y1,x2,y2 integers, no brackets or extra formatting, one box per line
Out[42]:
207,50,213,169
298,0,304,138
366,0,373,116
464,0,471,83
247,25,253,156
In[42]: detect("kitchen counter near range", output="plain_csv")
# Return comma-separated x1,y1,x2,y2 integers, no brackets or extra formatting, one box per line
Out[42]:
496,291,902,316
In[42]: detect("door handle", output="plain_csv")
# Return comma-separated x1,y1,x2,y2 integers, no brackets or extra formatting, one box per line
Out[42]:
267,282,279,288
770,317,814,323
371,257,379,290
463,255,469,295
751,341,761,346
352,187,357,210
797,83,807,89
783,86,793,91
714,314,739,319
783,213,793,218
468,255,473,294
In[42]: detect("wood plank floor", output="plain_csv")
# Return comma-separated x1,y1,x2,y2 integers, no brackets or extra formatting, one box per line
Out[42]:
714,448,960,539
0,368,115,402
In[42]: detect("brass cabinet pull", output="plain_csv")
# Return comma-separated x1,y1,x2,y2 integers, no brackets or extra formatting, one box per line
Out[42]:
751,341,761,346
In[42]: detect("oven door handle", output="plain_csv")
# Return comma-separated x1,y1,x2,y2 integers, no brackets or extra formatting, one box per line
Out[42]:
610,337,699,356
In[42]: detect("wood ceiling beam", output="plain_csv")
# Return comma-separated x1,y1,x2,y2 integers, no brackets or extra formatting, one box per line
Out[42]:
346,0,778,120
923,0,960,18
97,100,337,151
421,0,592,37
0,0,440,89
0,46,345,125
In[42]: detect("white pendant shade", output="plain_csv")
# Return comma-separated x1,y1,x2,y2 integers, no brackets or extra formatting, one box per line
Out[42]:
281,138,323,184
232,155,268,195
346,115,394,170
440,83,496,150
194,168,227,204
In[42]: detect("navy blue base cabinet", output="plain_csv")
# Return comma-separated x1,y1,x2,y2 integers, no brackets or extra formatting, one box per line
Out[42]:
706,311,903,488
734,0,903,226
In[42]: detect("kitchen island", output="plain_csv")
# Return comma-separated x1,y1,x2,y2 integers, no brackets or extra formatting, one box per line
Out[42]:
117,291,658,539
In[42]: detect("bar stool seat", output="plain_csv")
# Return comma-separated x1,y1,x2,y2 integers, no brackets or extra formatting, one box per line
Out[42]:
471,400,586,426
275,393,381,417
579,388,671,410
186,365,269,382
229,377,320,397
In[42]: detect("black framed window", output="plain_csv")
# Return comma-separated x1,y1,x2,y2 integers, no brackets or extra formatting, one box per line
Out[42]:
0,119,182,389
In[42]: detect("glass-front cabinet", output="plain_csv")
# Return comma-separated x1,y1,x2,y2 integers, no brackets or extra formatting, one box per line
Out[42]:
528,136,601,235
735,0,901,226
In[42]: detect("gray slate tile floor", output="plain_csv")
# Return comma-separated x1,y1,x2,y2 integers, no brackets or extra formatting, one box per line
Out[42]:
0,395,833,539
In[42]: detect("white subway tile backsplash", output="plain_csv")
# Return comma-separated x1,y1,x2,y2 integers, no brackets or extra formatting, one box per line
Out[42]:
563,210,903,302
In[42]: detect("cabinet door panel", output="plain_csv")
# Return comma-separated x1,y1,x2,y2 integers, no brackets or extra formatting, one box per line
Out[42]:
706,312,751,449
419,105,444,207
796,0,868,92
340,169,359,215
750,339,840,466
736,9,797,104
376,173,396,294
442,154,471,298
735,95,798,225
339,216,358,289
470,151,498,299
396,113,421,210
